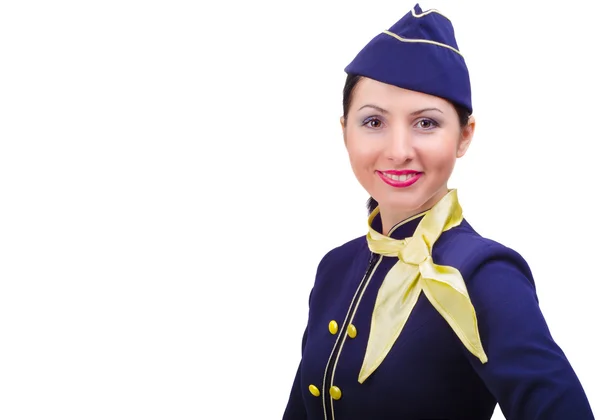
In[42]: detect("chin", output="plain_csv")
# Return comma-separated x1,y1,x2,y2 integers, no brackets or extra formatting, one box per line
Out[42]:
376,189,432,214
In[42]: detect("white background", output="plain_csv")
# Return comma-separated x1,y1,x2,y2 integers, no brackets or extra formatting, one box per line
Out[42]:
0,0,598,418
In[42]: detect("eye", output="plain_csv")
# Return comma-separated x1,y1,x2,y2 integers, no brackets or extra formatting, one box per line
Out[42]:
416,118,439,130
363,117,383,129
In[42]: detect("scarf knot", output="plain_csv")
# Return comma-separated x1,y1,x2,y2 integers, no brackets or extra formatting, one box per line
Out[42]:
359,190,488,384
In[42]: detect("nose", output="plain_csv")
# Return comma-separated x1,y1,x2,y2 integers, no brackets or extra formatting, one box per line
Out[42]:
385,127,414,162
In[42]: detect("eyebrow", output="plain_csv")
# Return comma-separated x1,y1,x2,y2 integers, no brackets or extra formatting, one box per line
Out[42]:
358,104,389,114
410,107,444,116
357,104,444,115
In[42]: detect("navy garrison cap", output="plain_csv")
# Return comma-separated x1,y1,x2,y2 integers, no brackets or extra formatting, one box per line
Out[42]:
344,4,472,113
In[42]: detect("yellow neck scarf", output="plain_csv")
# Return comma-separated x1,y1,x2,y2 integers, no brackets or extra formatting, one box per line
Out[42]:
359,189,487,384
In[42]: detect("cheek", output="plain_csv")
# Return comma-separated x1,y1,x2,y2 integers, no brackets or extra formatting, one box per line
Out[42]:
417,139,457,171
346,136,379,168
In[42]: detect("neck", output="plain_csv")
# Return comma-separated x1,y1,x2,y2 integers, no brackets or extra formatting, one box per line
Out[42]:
380,209,424,236
379,187,450,236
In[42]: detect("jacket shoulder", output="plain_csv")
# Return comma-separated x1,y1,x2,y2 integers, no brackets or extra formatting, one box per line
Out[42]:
316,234,367,274
435,220,534,285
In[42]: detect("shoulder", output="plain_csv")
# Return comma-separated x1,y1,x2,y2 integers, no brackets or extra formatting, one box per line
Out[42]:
435,218,533,281
445,229,594,418
306,235,368,306
434,218,538,310
316,234,367,274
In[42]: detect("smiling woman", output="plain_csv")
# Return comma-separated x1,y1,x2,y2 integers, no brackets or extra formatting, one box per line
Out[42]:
341,75,473,234
282,3,594,420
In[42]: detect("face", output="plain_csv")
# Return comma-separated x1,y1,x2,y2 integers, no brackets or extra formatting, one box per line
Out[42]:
342,77,475,221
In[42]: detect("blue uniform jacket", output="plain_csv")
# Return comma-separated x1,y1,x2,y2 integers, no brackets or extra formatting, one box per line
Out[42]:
283,215,594,419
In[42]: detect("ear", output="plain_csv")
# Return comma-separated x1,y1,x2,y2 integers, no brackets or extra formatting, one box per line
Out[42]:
457,115,475,158
340,116,347,145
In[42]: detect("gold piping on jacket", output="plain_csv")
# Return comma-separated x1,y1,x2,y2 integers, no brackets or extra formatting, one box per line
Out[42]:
320,211,425,420
319,256,374,419
328,255,382,420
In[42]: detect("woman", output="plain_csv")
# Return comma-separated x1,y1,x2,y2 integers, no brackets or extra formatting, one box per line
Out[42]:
282,4,594,420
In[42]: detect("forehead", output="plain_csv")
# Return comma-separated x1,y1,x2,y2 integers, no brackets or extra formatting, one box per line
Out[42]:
351,77,452,113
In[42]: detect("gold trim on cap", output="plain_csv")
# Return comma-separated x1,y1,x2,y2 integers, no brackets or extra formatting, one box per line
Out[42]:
382,30,463,57
411,7,450,21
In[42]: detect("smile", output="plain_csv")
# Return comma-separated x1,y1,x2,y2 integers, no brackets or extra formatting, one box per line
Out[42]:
382,173,417,182
377,171,422,188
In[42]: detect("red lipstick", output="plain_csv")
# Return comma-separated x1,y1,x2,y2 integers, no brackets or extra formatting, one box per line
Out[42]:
377,170,422,188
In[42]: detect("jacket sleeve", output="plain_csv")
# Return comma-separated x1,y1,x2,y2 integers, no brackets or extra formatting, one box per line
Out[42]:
283,286,314,420
282,327,308,420
463,253,595,419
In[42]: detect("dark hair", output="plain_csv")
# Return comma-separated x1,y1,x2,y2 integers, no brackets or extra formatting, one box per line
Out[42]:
341,73,471,214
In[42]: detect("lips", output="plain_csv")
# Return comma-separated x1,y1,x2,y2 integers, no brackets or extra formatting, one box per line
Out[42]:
377,170,422,188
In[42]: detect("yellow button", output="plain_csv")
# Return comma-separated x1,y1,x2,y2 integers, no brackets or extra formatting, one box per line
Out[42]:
308,384,320,397
328,320,338,335
347,324,357,339
330,386,342,400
